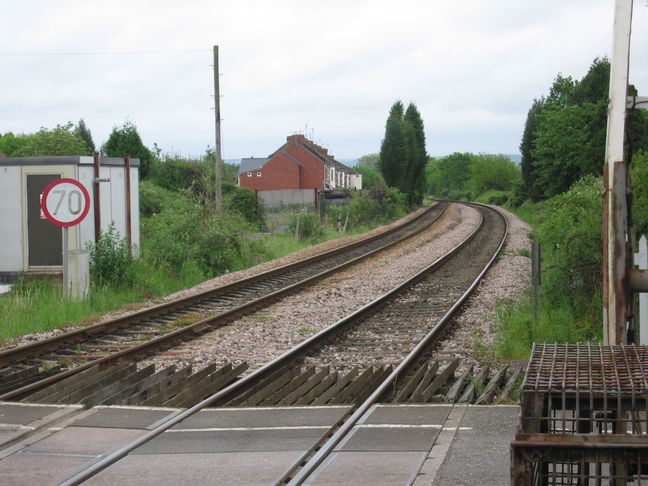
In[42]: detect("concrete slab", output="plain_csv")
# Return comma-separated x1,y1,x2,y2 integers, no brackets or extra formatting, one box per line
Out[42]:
0,402,73,425
72,406,177,429
0,453,91,486
176,406,351,429
25,426,146,455
83,451,303,486
336,426,440,452
305,451,428,486
135,428,327,454
360,405,451,426
430,405,519,486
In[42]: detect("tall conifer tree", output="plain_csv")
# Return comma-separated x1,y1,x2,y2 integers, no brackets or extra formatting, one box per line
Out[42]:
379,101,406,190
404,103,428,204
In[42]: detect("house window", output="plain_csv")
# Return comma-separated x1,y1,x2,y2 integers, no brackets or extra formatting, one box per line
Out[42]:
247,172,252,177
257,172,262,177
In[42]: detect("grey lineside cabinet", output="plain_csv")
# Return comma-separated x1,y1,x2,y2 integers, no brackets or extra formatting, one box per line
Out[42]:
0,156,139,282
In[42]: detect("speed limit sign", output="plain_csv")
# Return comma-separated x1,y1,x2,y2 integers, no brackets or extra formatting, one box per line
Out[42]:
41,178,91,227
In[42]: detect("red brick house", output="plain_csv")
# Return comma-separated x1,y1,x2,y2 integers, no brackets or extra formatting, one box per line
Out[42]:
238,134,361,192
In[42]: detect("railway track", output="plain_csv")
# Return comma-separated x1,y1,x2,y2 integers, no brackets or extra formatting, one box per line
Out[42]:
0,202,448,400
52,202,511,486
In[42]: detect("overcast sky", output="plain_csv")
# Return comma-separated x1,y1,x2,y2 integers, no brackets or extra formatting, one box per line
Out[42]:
2,0,647,160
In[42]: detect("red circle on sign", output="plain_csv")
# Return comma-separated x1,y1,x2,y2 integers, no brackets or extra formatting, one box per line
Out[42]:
41,178,91,227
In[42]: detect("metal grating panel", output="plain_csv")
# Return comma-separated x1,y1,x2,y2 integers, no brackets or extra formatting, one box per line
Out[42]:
524,344,648,395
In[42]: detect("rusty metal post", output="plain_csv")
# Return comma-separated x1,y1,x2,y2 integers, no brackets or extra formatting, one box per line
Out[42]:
603,0,633,345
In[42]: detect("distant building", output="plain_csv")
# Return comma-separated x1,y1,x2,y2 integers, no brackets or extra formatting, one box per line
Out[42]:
238,135,361,192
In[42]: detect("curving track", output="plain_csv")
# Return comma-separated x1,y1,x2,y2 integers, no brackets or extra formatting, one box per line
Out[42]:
54,202,510,486
0,202,448,400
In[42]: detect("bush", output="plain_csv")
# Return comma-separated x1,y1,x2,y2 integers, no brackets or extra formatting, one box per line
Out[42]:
223,182,266,229
288,211,324,240
476,189,511,206
632,150,648,238
88,223,134,287
538,175,603,308
139,180,179,217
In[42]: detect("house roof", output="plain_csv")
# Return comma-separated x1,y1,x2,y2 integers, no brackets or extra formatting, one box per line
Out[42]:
239,157,269,174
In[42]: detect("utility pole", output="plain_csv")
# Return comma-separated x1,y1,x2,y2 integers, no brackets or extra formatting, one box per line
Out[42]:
603,0,633,344
213,45,223,214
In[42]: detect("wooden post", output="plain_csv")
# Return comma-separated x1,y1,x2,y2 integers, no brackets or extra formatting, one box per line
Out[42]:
532,241,541,320
213,45,223,214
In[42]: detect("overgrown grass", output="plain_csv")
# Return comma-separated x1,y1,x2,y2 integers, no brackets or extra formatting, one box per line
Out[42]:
493,292,601,360
492,175,604,360
0,259,208,345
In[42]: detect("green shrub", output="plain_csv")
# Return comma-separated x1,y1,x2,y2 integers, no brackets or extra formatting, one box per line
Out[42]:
288,212,324,240
139,180,179,217
632,150,648,238
538,175,603,308
476,189,511,206
223,182,266,229
88,222,134,287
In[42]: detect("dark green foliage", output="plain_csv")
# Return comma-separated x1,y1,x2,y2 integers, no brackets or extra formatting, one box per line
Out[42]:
103,121,154,179
0,132,29,156
288,212,324,240
426,153,472,197
426,152,520,202
404,104,428,204
378,101,428,205
538,175,604,308
88,223,134,287
222,182,266,229
150,156,209,194
518,57,648,202
13,123,91,156
469,154,520,194
519,99,544,202
142,194,261,276
379,101,408,190
74,119,95,154
354,165,384,189
632,151,648,238
139,180,178,217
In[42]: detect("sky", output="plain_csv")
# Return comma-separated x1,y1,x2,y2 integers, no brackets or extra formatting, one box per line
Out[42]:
1,0,647,161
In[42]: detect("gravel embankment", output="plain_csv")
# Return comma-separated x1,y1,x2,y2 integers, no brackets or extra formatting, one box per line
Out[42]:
143,204,531,373
6,204,532,377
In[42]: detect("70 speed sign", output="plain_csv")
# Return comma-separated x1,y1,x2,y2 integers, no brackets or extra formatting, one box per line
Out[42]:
41,178,91,227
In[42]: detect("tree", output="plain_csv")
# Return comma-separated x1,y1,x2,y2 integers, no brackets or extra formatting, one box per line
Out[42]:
13,123,91,156
103,121,154,178
75,119,95,154
0,132,29,156
357,153,379,170
404,103,428,204
379,101,407,190
519,98,544,201
426,153,473,198
379,101,429,204
469,154,520,194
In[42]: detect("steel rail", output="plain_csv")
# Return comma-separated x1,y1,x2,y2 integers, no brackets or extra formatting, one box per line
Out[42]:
0,203,443,368
283,203,508,485
56,202,504,486
0,203,447,401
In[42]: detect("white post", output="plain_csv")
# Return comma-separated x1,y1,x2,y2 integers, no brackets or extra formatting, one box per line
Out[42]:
63,227,69,298
602,0,634,344
635,236,648,344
